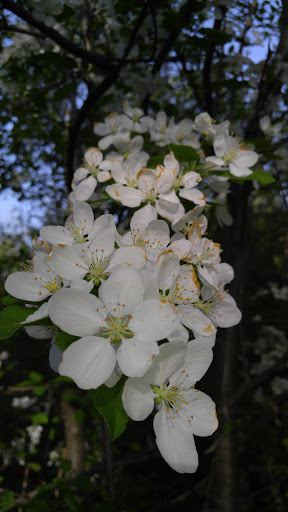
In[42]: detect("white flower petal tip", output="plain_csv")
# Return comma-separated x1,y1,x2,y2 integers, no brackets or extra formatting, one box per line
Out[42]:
59,336,116,390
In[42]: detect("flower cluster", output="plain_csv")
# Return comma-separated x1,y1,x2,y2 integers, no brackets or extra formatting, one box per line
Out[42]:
4,102,254,473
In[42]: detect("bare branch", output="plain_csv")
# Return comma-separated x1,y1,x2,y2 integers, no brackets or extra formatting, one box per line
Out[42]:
0,24,45,38
0,0,116,71
65,2,151,186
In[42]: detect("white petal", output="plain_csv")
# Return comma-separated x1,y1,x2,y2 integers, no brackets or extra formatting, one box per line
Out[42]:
168,239,192,260
206,301,242,327
72,201,94,234
49,342,63,373
181,171,201,189
236,149,258,168
4,271,50,301
229,163,252,177
155,251,180,291
98,134,115,150
172,206,204,232
91,214,116,239
48,245,89,280
205,156,224,167
175,339,213,385
89,227,115,260
130,204,157,230
167,324,189,343
156,192,182,222
104,365,123,387
74,166,90,181
59,336,116,390
179,188,206,206
84,147,103,168
106,246,146,272
106,184,143,207
117,337,159,377
182,389,218,437
145,220,170,256
122,377,155,420
70,279,94,292
154,406,198,473
25,324,58,340
145,342,186,386
48,289,104,336
97,170,111,182
74,176,97,201
21,302,49,325
178,304,217,337
130,299,179,341
40,225,74,246
99,266,145,315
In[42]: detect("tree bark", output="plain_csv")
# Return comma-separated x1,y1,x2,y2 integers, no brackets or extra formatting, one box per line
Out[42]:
61,391,84,475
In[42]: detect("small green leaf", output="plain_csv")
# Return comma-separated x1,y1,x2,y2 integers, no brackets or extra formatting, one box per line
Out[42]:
169,144,199,162
249,170,276,184
0,305,33,340
31,413,49,425
89,377,129,441
1,294,23,305
206,169,275,184
33,386,46,397
147,155,164,168
29,371,43,384
29,462,41,472
55,331,78,351
1,490,15,510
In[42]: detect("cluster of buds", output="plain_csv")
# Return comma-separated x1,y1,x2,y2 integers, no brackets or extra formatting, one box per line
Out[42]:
4,102,258,473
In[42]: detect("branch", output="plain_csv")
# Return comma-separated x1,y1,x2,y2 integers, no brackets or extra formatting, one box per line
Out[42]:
0,0,115,71
202,11,225,115
152,0,197,75
142,0,197,111
65,2,151,187
61,390,84,475
0,24,44,38
276,0,288,61
180,56,206,111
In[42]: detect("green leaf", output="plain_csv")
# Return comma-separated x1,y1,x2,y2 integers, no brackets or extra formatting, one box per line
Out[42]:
206,169,275,184
31,413,49,425
1,490,15,510
147,155,164,168
0,305,33,340
55,331,78,351
169,144,199,162
249,170,276,184
29,371,43,384
29,462,41,472
89,377,129,441
1,294,23,305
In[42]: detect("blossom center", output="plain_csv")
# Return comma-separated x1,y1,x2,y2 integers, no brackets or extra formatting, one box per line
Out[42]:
39,276,63,295
97,312,134,343
151,382,188,411
88,251,109,285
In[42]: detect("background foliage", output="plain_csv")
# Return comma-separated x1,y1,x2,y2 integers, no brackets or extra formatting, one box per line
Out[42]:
0,1,287,511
